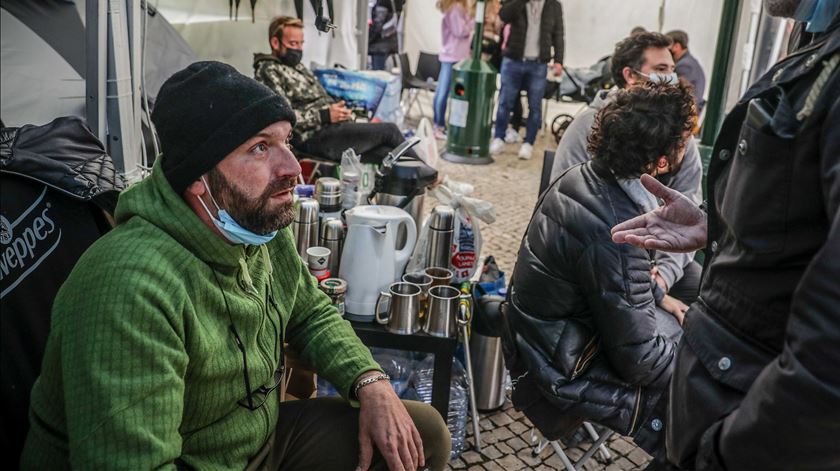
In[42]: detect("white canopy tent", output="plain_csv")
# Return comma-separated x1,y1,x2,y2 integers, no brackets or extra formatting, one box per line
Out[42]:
2,0,790,180
155,0,369,74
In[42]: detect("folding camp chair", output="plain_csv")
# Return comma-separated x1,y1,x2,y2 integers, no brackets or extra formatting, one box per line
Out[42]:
399,52,437,118
529,423,614,471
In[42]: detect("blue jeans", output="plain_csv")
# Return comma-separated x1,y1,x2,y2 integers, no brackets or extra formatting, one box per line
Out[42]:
433,61,455,128
370,54,388,71
493,57,547,144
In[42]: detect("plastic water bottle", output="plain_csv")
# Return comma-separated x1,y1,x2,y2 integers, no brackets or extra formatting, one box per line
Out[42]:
316,375,339,397
410,356,469,459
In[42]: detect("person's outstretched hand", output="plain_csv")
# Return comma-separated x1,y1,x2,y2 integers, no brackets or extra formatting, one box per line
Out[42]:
611,174,708,253
357,379,424,471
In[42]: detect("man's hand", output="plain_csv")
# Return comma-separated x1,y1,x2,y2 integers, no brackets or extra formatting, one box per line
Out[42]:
329,100,352,123
659,294,688,325
357,379,424,471
611,174,707,253
553,63,564,77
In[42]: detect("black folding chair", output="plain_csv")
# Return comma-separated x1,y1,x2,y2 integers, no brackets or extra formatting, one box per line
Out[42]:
398,52,437,118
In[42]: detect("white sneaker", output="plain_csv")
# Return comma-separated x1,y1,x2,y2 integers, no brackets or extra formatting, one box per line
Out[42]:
504,128,522,144
489,137,505,155
518,143,533,160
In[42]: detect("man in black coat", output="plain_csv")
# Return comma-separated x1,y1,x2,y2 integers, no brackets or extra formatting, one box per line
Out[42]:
612,3,840,469
503,82,696,459
490,0,564,160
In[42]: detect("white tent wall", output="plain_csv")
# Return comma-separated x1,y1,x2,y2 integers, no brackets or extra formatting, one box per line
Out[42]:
155,0,363,75
0,9,86,127
403,0,444,71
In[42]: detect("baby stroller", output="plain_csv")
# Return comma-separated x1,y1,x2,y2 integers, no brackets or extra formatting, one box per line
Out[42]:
544,56,614,143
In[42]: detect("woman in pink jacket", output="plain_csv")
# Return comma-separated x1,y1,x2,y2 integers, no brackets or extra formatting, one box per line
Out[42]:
433,0,475,138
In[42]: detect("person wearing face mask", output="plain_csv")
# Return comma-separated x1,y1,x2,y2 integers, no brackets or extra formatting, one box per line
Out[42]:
254,16,422,165
665,30,707,113
551,31,704,313
501,82,696,464
21,61,451,470
611,2,840,469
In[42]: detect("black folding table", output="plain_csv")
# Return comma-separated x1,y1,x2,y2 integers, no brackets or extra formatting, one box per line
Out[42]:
350,320,458,420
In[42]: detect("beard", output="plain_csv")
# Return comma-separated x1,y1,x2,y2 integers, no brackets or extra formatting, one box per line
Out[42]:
764,0,802,17
207,168,296,234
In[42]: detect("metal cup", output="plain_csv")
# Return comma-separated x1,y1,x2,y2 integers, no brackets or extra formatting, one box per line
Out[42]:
424,285,460,338
375,282,422,335
402,272,432,319
424,267,454,288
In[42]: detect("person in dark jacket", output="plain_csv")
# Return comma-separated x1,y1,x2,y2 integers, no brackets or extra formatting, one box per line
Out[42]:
612,3,840,469
503,82,696,459
665,30,706,113
490,0,565,160
255,16,419,164
368,0,403,71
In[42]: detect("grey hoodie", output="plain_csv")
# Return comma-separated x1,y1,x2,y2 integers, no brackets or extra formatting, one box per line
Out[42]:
550,88,703,290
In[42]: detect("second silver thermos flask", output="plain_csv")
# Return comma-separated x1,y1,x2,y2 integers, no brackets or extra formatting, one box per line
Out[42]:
426,205,455,269
293,198,320,258
320,218,345,276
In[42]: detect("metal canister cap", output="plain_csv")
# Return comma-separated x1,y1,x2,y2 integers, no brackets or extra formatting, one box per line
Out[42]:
315,177,341,195
429,205,455,230
321,218,345,240
320,277,347,294
315,177,342,207
295,198,320,223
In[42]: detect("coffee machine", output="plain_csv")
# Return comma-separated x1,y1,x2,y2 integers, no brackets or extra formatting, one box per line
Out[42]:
368,137,438,233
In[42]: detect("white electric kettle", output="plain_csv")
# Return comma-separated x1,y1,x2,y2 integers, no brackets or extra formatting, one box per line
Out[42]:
340,205,417,321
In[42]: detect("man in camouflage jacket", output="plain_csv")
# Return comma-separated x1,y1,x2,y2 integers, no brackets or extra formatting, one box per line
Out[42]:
254,16,417,163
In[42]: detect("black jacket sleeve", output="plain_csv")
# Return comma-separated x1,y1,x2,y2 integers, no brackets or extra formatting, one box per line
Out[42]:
577,241,676,387
552,1,565,64
697,87,840,471
499,0,527,24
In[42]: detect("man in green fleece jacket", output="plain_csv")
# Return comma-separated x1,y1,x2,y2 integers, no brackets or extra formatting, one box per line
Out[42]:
21,61,449,471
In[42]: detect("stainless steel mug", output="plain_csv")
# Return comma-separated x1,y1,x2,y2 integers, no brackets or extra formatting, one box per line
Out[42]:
402,272,433,319
425,267,454,289
424,285,460,338
375,282,422,335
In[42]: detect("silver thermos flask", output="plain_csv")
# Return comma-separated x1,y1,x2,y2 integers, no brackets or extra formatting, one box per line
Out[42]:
315,178,343,225
426,205,455,269
293,198,320,258
320,218,345,276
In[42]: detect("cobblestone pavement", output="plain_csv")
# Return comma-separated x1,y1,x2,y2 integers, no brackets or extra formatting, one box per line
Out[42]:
411,101,652,470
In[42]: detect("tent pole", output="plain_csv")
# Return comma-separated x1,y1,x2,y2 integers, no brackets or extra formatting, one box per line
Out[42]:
127,0,144,169
86,0,107,142
356,0,369,70
106,0,139,177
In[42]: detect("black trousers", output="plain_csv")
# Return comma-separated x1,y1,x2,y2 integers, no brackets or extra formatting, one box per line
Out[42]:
246,397,451,471
296,122,418,164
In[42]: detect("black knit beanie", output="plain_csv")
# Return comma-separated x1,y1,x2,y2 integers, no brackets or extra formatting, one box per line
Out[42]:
152,61,296,194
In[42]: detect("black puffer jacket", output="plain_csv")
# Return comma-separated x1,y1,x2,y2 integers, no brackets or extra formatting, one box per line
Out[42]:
502,160,679,451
